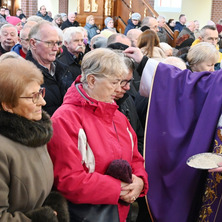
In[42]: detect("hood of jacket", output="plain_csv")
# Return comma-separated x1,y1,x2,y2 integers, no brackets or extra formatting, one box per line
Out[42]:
0,110,52,147
63,76,119,121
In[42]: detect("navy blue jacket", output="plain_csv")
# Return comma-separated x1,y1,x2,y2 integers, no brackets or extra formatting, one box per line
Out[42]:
124,19,140,35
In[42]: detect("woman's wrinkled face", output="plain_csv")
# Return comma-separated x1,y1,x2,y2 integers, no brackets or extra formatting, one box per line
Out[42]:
89,74,122,103
10,81,46,121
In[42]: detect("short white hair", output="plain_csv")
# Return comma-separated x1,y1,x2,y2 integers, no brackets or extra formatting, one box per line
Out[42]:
63,27,84,44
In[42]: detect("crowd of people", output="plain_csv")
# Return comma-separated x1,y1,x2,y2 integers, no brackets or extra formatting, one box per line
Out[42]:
0,4,222,222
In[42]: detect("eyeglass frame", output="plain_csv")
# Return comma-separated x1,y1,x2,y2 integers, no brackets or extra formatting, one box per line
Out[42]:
20,37,29,42
34,38,63,48
120,78,134,87
19,87,45,104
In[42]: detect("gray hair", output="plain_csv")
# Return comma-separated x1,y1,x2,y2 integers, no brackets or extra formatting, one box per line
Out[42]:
63,27,84,44
0,24,17,35
27,15,44,23
200,25,217,37
107,33,130,46
187,42,219,67
157,16,165,22
28,21,55,40
141,16,152,27
53,14,62,21
80,48,128,83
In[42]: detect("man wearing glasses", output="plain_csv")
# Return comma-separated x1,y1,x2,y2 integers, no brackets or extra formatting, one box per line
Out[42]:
11,24,34,58
191,25,222,70
26,21,74,116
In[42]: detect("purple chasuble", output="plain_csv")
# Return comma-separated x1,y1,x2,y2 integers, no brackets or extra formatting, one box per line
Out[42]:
198,119,222,222
144,62,222,222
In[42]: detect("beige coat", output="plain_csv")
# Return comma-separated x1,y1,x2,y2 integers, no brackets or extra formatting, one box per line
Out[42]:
0,111,54,222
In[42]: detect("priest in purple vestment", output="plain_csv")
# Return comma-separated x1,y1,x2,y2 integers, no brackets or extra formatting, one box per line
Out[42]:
124,47,222,222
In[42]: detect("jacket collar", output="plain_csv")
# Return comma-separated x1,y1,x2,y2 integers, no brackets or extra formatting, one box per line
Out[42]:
63,77,119,122
0,110,52,147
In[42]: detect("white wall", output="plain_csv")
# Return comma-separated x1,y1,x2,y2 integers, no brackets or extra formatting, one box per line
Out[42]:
156,0,212,29
36,0,78,17
68,0,78,14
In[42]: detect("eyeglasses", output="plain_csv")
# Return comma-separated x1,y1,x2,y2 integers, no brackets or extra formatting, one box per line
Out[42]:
120,78,134,87
34,38,63,48
19,87,45,104
21,38,29,42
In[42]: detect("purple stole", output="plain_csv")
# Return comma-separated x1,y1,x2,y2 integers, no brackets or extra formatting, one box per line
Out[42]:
198,119,222,222
144,63,222,222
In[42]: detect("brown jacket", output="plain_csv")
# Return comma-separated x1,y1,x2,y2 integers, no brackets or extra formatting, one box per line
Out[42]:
0,111,54,221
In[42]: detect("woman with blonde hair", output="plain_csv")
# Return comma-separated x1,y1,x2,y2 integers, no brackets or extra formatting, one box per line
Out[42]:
187,42,220,72
137,29,166,60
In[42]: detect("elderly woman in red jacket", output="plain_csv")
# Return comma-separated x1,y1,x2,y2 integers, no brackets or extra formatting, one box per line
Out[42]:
47,48,148,222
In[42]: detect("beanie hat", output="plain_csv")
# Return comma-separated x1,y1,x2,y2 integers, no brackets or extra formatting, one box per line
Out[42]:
105,159,132,184
131,13,141,21
105,159,132,206
104,17,113,26
60,13,67,18
6,16,21,26
107,42,129,50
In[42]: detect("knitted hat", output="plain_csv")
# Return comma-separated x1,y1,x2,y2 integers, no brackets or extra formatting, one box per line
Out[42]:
105,159,132,206
105,159,132,183
6,16,21,26
104,17,113,26
131,12,141,21
107,42,129,50
60,13,67,18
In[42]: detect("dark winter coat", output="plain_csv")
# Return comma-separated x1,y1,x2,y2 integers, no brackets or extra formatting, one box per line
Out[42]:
124,19,141,35
0,43,8,56
116,92,144,155
57,45,82,81
36,11,53,22
174,21,185,32
26,50,75,116
61,19,79,30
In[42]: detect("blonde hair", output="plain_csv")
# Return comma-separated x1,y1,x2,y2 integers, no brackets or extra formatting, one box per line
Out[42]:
187,42,219,67
86,15,94,23
80,48,128,83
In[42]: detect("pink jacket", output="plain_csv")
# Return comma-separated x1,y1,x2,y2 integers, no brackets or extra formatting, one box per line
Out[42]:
47,80,148,222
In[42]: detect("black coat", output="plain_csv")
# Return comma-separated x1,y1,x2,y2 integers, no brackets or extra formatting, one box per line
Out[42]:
57,46,82,80
61,20,79,30
117,92,144,155
26,50,75,116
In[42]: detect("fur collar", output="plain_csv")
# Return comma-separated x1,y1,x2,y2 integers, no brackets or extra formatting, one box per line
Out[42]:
0,110,53,147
